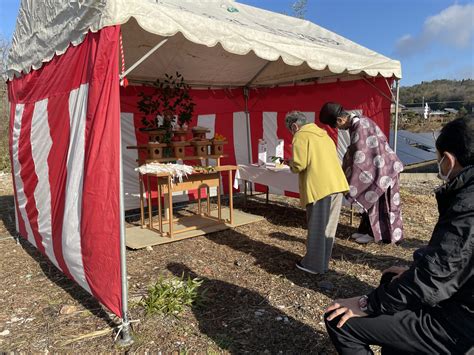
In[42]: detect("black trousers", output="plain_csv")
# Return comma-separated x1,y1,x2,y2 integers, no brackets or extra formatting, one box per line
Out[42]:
357,212,373,237
324,274,473,355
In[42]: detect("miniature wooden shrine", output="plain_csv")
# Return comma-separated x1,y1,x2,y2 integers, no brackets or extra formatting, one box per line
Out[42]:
127,127,237,239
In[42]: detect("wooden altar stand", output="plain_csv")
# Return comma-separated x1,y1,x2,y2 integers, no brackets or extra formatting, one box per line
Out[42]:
138,164,237,239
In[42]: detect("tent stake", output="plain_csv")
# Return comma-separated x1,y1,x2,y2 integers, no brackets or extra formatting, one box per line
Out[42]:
119,39,169,80
117,113,134,346
393,79,400,153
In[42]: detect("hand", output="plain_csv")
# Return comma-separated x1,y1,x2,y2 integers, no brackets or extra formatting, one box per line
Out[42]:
325,296,368,328
382,265,409,280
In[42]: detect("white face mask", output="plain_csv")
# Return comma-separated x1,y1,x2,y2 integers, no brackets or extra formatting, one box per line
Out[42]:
437,155,454,182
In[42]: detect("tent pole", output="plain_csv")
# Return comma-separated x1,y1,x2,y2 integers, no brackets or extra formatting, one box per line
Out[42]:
119,39,168,80
244,87,252,164
394,79,400,153
241,62,271,165
245,61,271,87
362,77,395,103
117,114,133,346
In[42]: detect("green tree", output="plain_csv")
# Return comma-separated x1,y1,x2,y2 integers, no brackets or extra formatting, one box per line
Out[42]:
400,79,474,112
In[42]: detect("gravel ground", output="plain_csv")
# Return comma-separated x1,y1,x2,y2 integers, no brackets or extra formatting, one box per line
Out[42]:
0,172,440,353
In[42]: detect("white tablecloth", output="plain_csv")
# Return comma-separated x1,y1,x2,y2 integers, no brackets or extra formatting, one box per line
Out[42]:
234,163,357,210
234,163,299,194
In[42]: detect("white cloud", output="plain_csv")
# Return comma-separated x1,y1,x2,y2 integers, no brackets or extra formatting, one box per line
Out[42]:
395,34,427,57
395,4,474,57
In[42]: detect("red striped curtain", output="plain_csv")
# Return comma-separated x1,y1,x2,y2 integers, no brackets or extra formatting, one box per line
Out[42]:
8,26,123,317
120,78,392,204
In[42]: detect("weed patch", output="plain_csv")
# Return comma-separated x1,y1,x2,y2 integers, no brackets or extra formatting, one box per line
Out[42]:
141,274,204,316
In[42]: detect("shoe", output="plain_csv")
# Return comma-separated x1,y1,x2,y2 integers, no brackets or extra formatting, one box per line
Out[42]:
295,261,319,274
351,232,365,239
355,234,374,244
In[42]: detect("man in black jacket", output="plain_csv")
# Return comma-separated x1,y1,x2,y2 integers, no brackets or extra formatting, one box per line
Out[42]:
325,116,474,355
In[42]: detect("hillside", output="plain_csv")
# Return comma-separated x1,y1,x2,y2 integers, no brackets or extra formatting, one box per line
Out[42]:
400,79,473,111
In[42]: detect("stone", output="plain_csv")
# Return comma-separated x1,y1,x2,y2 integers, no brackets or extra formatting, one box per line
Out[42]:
129,296,143,304
59,305,78,315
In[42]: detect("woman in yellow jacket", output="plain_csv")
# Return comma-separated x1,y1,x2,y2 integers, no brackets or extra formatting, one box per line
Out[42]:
285,111,349,274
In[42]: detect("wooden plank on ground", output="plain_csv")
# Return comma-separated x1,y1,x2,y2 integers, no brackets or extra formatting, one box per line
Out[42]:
125,208,263,249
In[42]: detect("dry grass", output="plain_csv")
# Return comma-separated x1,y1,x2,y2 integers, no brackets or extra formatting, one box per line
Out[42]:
0,173,439,353
397,115,452,133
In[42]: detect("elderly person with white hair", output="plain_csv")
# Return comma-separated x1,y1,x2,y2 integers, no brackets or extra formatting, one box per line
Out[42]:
285,111,349,274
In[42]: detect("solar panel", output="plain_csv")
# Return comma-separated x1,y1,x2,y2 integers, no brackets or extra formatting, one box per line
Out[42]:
390,130,437,166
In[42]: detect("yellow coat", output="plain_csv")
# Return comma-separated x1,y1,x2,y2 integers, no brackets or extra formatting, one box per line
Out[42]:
290,123,349,207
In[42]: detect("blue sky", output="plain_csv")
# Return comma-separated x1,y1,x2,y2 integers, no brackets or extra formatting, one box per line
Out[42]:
1,0,473,86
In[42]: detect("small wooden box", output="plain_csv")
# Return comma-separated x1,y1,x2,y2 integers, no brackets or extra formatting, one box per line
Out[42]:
192,127,210,140
211,140,227,155
191,140,210,157
170,141,188,158
147,142,167,160
173,129,189,142
141,129,166,143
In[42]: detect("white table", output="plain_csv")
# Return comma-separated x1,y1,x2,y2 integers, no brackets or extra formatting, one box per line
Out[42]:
234,163,299,203
234,163,356,224
234,163,299,192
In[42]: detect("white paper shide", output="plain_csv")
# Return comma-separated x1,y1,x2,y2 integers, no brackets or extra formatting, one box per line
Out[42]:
258,139,267,167
275,139,284,160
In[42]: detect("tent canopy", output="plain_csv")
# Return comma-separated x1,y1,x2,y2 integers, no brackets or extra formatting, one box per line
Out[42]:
6,0,399,324
7,0,401,85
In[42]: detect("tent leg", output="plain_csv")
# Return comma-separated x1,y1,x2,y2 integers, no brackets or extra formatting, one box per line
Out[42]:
116,113,134,346
244,87,252,164
393,80,400,153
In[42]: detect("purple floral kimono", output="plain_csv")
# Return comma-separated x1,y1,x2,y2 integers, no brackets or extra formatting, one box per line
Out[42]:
343,115,404,243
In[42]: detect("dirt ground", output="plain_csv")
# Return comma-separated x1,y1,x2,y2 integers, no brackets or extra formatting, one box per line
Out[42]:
0,172,440,353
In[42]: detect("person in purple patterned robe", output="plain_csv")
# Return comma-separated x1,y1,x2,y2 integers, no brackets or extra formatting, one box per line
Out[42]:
320,102,404,244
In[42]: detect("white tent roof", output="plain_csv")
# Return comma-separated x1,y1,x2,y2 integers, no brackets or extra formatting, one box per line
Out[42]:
6,0,402,85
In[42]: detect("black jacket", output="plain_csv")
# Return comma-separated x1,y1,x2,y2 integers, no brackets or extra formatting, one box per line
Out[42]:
367,165,474,340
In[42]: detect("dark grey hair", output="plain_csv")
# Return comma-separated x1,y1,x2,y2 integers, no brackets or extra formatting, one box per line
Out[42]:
319,102,346,128
285,111,307,130
436,115,474,167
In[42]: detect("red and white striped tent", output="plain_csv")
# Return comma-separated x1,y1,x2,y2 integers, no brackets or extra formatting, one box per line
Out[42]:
6,0,401,331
